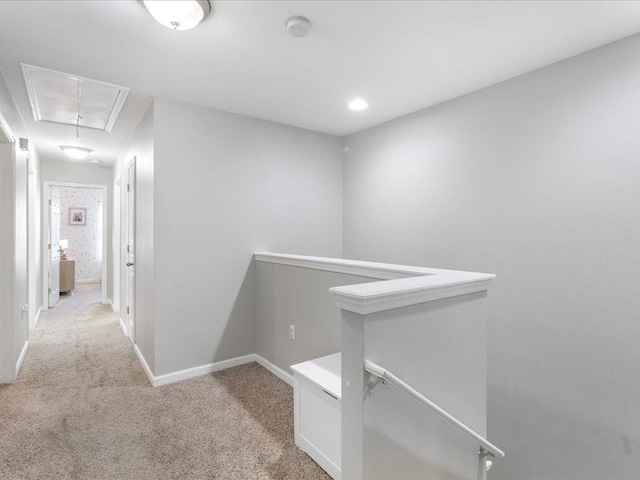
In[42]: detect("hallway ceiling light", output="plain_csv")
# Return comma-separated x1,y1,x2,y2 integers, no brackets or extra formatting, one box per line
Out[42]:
348,99,369,111
60,146,92,160
143,1,212,30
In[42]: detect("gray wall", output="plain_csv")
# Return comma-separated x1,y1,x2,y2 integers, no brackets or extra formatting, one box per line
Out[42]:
28,149,41,329
41,160,114,303
14,145,28,365
256,262,374,373
116,101,155,370
362,293,488,480
343,34,640,479
0,142,29,383
152,97,344,376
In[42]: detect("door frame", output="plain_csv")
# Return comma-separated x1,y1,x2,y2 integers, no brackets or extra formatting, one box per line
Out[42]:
42,181,108,309
0,140,16,383
124,157,136,343
112,174,121,313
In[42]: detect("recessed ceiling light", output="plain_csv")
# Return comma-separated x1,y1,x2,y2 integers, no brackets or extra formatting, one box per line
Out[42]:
90,159,101,164
348,99,368,111
143,0,211,31
60,146,92,160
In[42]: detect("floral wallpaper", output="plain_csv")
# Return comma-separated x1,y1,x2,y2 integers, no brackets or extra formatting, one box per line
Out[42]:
60,186,103,282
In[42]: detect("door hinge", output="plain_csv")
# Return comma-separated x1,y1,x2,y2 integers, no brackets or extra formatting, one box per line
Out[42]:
127,183,130,192
127,306,130,314
48,243,51,250
127,244,130,253
48,199,52,206
48,287,52,294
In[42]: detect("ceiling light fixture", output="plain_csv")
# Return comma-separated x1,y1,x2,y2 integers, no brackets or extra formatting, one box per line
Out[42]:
143,0,211,31
348,99,369,111
60,146,92,160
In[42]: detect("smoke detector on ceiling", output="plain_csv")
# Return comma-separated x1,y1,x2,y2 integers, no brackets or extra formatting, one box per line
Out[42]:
287,16,311,38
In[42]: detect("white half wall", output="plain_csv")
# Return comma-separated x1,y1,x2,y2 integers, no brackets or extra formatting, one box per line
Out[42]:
255,260,374,374
342,33,640,478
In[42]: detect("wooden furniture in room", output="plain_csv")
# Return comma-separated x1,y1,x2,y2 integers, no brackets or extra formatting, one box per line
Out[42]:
60,259,75,293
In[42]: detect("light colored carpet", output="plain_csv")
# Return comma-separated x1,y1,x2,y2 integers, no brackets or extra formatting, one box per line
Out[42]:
0,284,330,480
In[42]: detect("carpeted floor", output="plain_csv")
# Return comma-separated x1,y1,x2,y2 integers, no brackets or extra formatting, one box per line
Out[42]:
0,284,330,480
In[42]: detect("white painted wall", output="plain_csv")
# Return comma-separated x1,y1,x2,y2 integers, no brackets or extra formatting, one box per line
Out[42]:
41,161,113,300
59,186,103,282
152,97,343,376
343,34,640,478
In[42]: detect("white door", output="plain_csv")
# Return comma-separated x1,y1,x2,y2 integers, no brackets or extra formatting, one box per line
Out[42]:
126,159,136,342
48,186,61,307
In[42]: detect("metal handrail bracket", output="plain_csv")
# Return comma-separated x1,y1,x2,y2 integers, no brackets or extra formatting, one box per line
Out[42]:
364,358,505,467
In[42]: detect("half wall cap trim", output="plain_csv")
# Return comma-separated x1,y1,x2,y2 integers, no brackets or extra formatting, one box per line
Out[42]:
254,251,495,315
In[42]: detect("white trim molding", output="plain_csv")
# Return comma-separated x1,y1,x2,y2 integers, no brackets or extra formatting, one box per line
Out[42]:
130,350,294,388
254,251,436,280
153,354,256,387
108,299,117,313
330,274,495,315
119,317,128,336
34,307,42,328
254,252,496,315
15,340,28,377
134,344,154,386
255,354,294,386
41,181,109,310
0,110,15,143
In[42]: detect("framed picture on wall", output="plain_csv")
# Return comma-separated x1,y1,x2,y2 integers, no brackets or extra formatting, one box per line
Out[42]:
69,207,86,226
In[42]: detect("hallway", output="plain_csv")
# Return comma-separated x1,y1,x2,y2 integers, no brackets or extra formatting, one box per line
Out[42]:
0,284,329,479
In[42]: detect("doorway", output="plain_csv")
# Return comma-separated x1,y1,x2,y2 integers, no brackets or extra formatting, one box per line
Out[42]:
42,182,108,310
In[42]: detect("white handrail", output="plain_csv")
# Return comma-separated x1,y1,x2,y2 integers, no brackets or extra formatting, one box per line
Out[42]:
364,359,505,460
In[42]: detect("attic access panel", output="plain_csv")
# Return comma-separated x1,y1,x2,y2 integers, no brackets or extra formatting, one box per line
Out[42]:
21,64,129,132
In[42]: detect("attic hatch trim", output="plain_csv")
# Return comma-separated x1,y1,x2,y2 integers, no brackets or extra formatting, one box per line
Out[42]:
21,63,130,133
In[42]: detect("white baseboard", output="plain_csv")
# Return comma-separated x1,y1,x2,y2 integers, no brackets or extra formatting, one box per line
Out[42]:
108,299,118,312
254,354,294,386
34,307,42,328
76,279,101,284
119,317,128,336
15,340,28,377
134,344,154,387
153,354,256,387
131,349,294,388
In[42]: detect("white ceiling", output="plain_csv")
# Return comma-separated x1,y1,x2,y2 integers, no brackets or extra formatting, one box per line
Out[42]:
1,1,639,166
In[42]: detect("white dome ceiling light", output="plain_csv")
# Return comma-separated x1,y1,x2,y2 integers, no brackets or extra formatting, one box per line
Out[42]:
60,146,92,160
286,16,312,38
144,1,212,31
348,98,369,111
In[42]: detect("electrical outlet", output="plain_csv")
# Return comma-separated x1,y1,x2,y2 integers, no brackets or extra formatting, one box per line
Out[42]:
289,324,295,340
